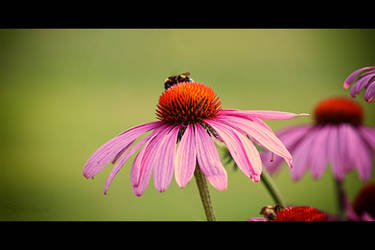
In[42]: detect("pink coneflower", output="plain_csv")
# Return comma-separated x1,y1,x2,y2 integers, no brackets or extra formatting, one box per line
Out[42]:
83,76,307,220
343,66,375,103
248,205,329,222
261,97,375,182
84,80,306,194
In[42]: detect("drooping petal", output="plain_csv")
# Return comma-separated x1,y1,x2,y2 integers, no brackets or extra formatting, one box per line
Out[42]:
130,125,172,196
216,114,293,168
359,126,375,152
175,124,197,188
83,121,162,179
218,109,310,120
290,128,317,181
349,72,375,97
206,119,262,182
153,126,180,192
309,126,330,179
337,124,355,173
195,123,228,190
326,126,345,181
344,125,372,181
104,129,160,194
364,81,375,102
343,67,375,89
261,125,313,175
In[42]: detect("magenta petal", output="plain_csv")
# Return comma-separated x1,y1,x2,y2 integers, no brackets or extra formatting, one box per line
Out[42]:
327,126,346,181
344,125,372,181
104,129,159,194
206,119,262,182
337,125,355,173
195,123,228,191
219,109,310,120
130,125,172,196
364,81,375,102
217,115,293,168
309,126,330,179
83,121,162,179
261,125,312,175
175,124,197,188
359,126,375,152
290,128,317,181
153,126,180,192
343,67,375,89
349,72,375,97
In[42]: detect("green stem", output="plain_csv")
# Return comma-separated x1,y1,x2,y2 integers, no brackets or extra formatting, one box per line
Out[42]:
260,171,286,208
194,165,216,221
334,179,346,221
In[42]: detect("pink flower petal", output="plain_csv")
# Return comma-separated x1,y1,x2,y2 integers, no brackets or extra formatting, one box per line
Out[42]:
327,126,345,181
216,114,293,168
130,125,172,196
337,125,355,173
175,124,197,188
344,125,372,181
218,109,310,120
349,71,375,97
343,67,375,89
195,123,228,191
364,81,375,102
153,126,180,192
83,121,162,179
104,129,160,194
206,119,262,182
309,126,330,179
290,128,317,181
261,125,313,175
359,126,375,152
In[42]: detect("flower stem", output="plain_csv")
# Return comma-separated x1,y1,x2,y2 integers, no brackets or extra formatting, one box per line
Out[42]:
334,179,346,221
194,165,216,221
260,170,286,208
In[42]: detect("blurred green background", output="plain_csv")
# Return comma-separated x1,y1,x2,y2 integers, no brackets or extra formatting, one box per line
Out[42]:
0,29,374,221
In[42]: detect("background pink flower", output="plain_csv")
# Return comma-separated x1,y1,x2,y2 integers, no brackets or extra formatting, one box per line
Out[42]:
261,97,375,181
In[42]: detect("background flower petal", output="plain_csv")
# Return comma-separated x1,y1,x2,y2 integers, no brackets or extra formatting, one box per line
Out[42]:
309,126,330,179
364,81,375,102
343,67,375,89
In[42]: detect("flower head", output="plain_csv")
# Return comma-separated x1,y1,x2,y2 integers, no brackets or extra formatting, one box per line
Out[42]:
248,205,329,222
83,77,308,196
261,96,375,181
343,66,375,103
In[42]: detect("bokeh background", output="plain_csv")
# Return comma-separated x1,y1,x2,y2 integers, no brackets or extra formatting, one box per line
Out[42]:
1,29,374,221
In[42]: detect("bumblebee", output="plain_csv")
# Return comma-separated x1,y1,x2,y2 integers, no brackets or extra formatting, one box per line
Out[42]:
164,72,193,90
260,205,284,221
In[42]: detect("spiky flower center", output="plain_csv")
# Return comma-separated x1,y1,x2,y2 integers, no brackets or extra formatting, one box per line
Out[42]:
156,82,221,125
314,97,363,126
274,206,328,221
